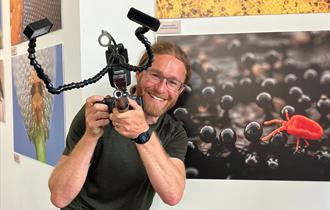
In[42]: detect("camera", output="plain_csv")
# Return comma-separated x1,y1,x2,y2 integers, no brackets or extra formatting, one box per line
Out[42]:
99,90,143,113
97,34,144,113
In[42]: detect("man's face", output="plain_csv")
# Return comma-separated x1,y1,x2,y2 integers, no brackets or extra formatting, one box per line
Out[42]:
136,54,186,117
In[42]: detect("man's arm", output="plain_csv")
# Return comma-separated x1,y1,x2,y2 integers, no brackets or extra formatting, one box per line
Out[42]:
110,99,186,205
48,96,109,208
136,134,186,206
48,135,99,208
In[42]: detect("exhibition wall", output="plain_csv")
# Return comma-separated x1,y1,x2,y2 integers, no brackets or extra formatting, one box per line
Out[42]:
0,0,81,209
0,0,329,210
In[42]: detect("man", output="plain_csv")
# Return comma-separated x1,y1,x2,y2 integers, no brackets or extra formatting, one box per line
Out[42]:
48,42,191,210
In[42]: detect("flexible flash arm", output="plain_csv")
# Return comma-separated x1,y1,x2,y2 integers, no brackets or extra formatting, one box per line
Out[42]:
119,26,154,72
25,7,160,95
27,38,112,94
26,25,153,94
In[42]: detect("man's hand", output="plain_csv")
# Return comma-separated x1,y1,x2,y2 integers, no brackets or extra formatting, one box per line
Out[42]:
85,95,110,138
109,98,149,139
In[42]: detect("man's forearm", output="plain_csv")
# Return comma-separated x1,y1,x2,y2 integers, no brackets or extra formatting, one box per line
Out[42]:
136,132,186,206
48,135,99,208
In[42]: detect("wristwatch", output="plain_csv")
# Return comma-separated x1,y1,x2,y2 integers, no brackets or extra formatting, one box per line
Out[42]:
132,127,153,144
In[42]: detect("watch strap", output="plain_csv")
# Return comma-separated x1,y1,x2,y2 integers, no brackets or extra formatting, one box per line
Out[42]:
132,126,153,144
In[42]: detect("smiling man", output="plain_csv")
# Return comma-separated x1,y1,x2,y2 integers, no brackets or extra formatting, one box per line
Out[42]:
48,42,191,210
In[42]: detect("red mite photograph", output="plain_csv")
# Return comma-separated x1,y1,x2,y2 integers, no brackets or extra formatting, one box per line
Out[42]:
160,31,330,181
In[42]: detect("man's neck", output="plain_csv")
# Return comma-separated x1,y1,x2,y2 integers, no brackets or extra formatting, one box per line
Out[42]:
145,114,159,125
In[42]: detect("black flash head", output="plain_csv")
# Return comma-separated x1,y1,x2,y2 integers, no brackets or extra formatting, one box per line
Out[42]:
127,7,160,32
23,18,53,40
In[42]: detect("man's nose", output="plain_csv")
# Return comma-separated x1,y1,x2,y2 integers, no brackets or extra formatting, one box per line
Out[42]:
155,78,167,92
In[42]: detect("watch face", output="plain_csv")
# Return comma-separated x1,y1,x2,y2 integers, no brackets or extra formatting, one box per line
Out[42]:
140,134,149,143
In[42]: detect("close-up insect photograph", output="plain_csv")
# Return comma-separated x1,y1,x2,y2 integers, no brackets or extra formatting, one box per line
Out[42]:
159,30,330,181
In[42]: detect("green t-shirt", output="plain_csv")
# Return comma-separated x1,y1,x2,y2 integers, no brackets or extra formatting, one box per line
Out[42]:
61,106,188,210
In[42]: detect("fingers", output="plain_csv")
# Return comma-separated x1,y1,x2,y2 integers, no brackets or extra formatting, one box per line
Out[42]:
91,110,109,120
93,118,110,127
85,95,108,112
93,103,109,112
85,95,110,137
112,121,122,130
109,107,131,122
109,108,120,123
109,98,145,133
127,97,142,111
86,95,104,105
85,110,109,128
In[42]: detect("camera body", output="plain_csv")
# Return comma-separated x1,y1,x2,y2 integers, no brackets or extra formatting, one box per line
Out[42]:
100,91,143,113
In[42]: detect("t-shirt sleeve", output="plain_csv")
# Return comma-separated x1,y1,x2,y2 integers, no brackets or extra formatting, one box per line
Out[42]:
63,105,86,156
164,120,188,161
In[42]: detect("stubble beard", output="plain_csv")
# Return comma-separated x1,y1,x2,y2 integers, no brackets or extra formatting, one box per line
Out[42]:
136,83,177,117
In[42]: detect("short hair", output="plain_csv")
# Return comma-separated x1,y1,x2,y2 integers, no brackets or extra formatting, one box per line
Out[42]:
138,42,191,83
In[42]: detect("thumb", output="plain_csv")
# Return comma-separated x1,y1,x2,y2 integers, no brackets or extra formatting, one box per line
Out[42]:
128,97,142,111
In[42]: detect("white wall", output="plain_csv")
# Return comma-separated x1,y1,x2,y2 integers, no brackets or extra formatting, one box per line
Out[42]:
0,0,329,210
0,0,81,209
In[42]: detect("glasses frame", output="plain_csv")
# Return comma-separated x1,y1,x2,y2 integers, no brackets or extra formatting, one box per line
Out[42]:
145,69,186,92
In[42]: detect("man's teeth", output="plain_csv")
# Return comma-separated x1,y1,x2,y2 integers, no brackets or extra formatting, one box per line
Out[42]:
151,94,165,101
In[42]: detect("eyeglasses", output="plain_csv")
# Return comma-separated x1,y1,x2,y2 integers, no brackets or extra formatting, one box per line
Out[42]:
145,70,186,92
